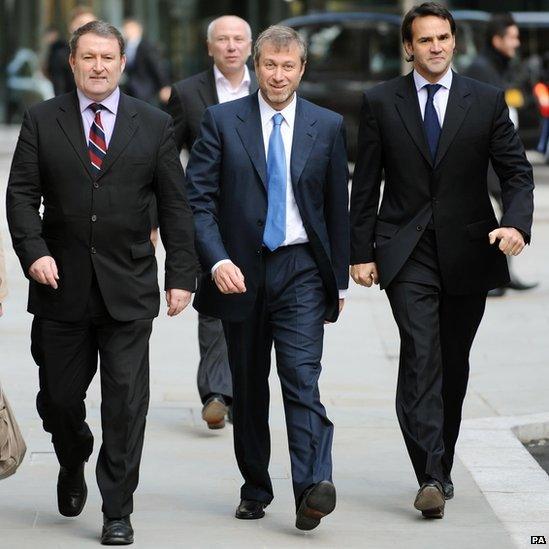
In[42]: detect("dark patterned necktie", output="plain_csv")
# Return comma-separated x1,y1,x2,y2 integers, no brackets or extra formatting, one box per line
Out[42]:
88,103,107,174
424,84,442,161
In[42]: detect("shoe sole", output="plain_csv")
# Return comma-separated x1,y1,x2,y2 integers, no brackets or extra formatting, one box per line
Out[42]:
235,509,265,520
296,481,336,531
100,535,134,545
414,486,445,519
58,483,88,517
202,400,228,429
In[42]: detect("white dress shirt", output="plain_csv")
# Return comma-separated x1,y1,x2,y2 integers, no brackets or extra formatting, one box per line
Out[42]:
214,64,251,104
413,68,453,125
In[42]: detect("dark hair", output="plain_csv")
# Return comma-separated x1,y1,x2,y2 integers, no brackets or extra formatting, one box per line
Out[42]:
401,2,456,44
69,20,125,56
486,13,516,48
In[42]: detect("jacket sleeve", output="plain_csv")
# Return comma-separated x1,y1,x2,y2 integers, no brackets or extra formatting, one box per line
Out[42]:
324,118,350,290
350,92,384,264
6,109,52,276
185,108,230,271
154,116,197,291
0,232,8,301
166,84,188,152
489,89,535,241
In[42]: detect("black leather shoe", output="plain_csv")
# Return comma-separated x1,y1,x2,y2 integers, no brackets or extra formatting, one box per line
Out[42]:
488,287,506,298
202,394,228,430
442,475,454,500
101,515,134,545
507,277,538,291
414,479,445,518
57,463,87,517
235,499,266,519
296,480,336,531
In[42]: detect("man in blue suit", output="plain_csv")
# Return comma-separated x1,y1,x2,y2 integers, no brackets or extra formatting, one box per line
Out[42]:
186,25,349,531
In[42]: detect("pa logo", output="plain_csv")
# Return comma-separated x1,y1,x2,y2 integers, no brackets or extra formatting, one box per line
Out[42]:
531,536,547,544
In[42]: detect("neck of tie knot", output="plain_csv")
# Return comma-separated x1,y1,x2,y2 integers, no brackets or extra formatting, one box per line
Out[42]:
425,84,442,101
90,103,103,114
272,113,283,127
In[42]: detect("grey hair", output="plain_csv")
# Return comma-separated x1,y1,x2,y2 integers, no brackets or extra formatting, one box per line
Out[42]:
69,20,125,56
206,15,252,42
253,25,307,65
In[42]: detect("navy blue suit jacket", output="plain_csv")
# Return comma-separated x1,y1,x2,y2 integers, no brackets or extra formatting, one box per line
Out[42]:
186,92,350,323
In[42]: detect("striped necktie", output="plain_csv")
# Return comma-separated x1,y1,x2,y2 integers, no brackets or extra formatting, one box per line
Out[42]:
88,103,107,174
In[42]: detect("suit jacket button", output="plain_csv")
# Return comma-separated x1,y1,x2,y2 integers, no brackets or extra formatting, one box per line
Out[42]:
416,225,423,231
257,220,264,227
91,246,97,254
93,182,99,189
91,214,97,222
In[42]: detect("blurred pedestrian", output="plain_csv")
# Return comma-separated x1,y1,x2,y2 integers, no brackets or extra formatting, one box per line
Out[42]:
533,53,549,161
187,24,349,530
6,20,196,545
465,12,538,295
167,15,257,430
0,233,7,317
350,3,534,519
122,18,171,107
44,6,96,96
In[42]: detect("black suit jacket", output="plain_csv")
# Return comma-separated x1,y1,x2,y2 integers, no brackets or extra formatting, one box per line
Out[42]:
124,39,170,103
7,91,196,322
167,67,259,151
186,93,350,323
350,71,534,294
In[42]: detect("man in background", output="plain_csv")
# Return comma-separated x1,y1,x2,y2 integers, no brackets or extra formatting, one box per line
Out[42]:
167,15,257,429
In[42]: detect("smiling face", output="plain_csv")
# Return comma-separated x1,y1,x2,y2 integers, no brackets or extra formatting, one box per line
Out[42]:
254,40,305,110
207,16,251,77
405,15,455,82
69,32,125,101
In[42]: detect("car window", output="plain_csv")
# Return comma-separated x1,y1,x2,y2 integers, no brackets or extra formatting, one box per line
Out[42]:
296,20,400,82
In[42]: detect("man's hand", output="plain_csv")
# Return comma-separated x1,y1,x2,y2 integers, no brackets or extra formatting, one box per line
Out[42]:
351,262,379,287
489,227,525,256
325,298,345,324
165,289,192,316
159,86,171,104
29,256,59,289
213,262,246,294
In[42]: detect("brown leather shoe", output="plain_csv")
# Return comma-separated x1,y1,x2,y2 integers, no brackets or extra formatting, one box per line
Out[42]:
201,395,228,429
414,479,445,518
295,480,336,530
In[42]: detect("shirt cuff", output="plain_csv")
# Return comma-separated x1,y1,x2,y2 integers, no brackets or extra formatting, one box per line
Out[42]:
338,290,347,299
211,259,232,276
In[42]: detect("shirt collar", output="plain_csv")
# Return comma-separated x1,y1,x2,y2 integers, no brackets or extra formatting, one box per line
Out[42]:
77,86,120,115
213,64,251,90
257,90,297,129
413,68,453,92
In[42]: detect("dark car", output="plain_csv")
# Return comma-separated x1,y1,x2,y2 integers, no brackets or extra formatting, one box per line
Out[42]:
282,10,548,158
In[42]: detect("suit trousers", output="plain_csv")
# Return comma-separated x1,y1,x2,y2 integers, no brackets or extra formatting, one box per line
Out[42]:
385,229,486,484
223,244,333,506
31,277,153,518
197,313,232,403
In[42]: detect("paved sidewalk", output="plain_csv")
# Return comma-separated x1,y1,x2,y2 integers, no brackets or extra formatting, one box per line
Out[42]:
1,125,547,548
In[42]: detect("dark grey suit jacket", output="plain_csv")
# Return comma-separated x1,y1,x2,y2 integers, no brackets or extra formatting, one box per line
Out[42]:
167,67,258,151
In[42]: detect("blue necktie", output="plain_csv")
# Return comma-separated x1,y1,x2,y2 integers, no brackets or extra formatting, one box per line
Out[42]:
424,84,442,161
263,113,286,251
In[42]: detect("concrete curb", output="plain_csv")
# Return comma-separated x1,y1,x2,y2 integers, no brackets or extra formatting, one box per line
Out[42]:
458,413,549,548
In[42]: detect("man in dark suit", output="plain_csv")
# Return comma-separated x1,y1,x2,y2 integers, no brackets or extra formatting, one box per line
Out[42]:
186,25,349,530
350,3,533,519
167,15,258,429
122,18,171,107
7,21,196,545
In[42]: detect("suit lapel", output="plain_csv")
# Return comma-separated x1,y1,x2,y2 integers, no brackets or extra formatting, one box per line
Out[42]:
199,69,219,107
291,97,317,186
394,73,433,166
235,93,267,188
56,92,94,179
96,93,138,180
434,72,472,167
